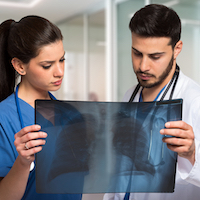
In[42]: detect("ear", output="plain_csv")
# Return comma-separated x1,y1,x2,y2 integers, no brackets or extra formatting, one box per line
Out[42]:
173,40,183,59
11,58,26,75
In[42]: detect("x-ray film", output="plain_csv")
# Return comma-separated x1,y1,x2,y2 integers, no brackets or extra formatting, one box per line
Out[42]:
35,99,182,194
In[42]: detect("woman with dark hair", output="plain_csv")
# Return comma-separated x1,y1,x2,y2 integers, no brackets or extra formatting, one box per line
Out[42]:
0,16,82,200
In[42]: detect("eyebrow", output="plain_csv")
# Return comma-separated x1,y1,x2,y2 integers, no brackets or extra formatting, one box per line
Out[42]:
39,52,65,64
132,47,165,56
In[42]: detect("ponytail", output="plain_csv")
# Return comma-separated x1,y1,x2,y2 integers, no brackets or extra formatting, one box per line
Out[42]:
0,20,16,102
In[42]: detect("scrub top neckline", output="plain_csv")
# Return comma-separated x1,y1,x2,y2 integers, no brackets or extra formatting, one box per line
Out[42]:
15,84,56,129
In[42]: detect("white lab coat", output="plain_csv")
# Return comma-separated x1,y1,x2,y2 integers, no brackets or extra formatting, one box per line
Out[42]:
104,71,200,200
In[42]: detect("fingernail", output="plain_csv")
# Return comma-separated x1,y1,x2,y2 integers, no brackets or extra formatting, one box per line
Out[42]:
160,129,164,134
36,125,41,129
43,132,47,137
165,122,170,127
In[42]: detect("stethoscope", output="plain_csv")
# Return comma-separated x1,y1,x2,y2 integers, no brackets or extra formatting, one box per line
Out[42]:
14,84,56,171
124,65,180,200
130,64,180,163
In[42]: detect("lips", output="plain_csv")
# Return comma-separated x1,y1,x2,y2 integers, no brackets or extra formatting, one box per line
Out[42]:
53,79,62,86
138,73,152,81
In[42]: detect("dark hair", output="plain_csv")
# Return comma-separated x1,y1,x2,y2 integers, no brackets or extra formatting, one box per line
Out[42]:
0,15,63,102
129,4,181,47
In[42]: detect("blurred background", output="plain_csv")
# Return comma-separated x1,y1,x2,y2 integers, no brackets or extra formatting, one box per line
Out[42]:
1,0,200,199
1,0,199,102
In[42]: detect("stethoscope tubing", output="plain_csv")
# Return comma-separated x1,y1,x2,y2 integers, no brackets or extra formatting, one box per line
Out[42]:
15,84,56,129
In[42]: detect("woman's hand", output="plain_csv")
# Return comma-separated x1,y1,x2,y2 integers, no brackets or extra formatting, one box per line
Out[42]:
160,121,195,165
14,125,47,167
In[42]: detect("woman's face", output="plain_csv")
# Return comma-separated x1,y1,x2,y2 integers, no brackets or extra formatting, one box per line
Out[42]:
22,40,65,93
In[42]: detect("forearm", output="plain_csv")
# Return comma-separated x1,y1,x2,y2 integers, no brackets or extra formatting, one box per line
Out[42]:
0,156,31,200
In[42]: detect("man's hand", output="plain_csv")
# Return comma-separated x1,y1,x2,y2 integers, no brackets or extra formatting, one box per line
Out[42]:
160,121,195,165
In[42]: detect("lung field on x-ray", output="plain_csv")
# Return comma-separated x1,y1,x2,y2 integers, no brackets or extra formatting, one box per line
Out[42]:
112,104,156,176
35,99,182,193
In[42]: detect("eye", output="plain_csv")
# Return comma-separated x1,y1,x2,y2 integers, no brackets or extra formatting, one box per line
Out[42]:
133,51,142,57
150,55,161,60
42,65,51,69
60,58,65,63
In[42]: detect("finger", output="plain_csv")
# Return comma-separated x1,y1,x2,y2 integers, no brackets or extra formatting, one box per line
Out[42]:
25,139,46,150
163,136,186,146
165,121,192,131
166,143,194,155
21,131,48,144
166,143,183,152
15,125,41,139
21,146,44,159
163,136,194,151
161,127,194,140
160,128,183,138
15,137,46,155
14,131,47,151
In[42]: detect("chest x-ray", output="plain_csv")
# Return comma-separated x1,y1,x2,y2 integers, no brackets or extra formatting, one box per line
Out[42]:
35,99,182,194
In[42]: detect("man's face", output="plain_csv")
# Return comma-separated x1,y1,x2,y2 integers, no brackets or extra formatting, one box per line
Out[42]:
131,33,176,88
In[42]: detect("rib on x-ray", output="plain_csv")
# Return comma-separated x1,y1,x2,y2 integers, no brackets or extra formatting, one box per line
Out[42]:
35,99,182,194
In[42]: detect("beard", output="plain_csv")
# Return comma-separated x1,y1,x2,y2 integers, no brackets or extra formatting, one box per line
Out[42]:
136,55,174,88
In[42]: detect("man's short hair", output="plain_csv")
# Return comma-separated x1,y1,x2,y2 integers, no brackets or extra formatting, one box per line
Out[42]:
129,4,181,48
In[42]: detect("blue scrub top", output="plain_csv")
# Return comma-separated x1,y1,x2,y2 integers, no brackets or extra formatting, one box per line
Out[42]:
0,93,82,200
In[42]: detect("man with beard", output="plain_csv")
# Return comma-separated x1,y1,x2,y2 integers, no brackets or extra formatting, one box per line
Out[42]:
104,4,200,200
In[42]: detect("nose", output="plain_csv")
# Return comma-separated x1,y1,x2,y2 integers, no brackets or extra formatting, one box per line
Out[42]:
140,56,150,72
54,62,64,77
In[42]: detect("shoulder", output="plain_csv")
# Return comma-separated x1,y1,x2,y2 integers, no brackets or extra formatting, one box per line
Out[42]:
0,93,16,114
177,71,200,101
176,71,200,127
0,93,18,127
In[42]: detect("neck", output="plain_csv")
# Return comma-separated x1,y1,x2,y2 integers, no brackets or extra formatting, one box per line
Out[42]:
142,85,166,102
17,83,50,108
